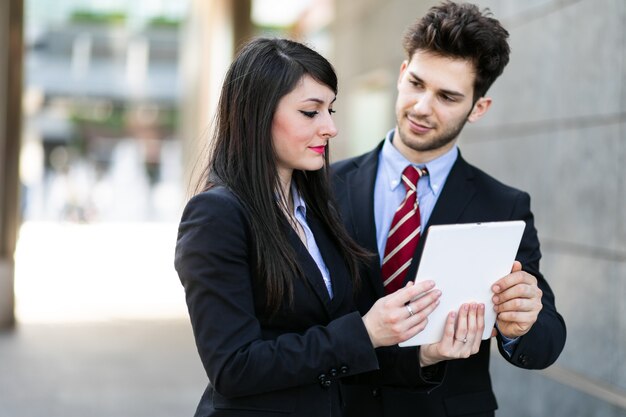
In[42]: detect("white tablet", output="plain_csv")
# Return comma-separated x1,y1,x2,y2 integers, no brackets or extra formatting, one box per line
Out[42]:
399,220,525,347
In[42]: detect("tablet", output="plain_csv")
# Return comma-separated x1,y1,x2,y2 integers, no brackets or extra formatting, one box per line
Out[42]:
399,220,525,347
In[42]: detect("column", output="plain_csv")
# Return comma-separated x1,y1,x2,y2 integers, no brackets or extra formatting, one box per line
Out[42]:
0,0,23,328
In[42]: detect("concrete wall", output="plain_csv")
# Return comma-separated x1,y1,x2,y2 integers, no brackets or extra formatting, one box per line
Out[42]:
332,0,626,415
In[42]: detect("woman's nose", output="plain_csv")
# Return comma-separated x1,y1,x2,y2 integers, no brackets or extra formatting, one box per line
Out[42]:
321,116,338,139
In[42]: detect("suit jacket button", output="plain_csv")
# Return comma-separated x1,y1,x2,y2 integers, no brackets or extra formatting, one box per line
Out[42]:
329,368,338,378
339,365,349,374
372,388,380,397
519,354,528,366
318,374,330,389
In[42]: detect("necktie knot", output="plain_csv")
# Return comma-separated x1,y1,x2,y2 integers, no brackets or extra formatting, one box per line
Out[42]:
401,165,428,192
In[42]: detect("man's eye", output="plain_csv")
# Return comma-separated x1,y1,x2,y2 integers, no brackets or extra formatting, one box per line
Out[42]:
300,110,318,118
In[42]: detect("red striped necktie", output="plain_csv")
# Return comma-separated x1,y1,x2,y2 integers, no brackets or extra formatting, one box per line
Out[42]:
381,165,428,294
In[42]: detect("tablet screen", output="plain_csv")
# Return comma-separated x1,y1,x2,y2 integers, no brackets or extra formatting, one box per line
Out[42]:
399,220,525,347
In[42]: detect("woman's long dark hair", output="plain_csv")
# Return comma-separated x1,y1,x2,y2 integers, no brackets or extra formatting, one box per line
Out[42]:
197,38,368,314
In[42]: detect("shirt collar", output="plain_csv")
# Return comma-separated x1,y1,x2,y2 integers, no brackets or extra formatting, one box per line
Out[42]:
380,129,458,197
291,181,306,217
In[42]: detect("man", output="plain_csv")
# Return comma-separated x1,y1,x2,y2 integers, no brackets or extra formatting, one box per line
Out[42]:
332,2,566,416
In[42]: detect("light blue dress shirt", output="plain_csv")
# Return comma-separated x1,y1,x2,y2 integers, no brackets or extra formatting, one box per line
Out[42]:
292,183,333,298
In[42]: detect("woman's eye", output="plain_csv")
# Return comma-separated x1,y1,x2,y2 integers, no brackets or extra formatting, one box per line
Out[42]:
329,109,336,115
300,110,318,118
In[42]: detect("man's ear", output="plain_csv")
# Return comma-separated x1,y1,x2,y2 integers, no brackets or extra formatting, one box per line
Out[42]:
397,60,409,88
467,96,492,123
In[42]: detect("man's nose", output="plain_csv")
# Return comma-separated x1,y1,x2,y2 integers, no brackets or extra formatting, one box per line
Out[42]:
412,93,434,116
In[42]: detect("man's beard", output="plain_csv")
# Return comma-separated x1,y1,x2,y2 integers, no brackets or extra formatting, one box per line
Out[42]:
397,113,468,153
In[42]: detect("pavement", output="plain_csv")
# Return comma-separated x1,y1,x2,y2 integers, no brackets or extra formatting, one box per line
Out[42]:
0,222,209,417
0,319,207,417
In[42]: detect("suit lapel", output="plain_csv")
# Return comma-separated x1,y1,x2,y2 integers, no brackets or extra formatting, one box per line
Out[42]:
426,153,476,226
344,143,386,298
345,153,379,254
307,215,351,315
286,226,334,317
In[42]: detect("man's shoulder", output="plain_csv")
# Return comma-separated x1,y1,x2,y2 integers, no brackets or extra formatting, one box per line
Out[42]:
331,142,383,178
460,157,529,199
330,153,364,176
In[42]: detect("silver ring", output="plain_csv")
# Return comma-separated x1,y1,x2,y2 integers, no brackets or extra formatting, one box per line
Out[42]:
406,304,415,317
456,337,468,343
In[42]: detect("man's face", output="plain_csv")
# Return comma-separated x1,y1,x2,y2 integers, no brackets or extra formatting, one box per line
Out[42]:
394,50,490,163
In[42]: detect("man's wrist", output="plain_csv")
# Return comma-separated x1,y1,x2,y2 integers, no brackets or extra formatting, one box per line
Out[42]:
495,323,520,356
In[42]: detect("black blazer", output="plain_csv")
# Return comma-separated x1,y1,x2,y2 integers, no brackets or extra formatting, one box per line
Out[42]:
174,186,380,417
331,142,566,417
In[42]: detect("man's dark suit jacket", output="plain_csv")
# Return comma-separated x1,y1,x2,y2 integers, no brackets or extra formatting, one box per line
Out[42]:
331,142,566,417
174,186,380,417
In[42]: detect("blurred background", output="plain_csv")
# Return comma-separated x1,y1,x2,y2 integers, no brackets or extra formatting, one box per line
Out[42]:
0,0,624,416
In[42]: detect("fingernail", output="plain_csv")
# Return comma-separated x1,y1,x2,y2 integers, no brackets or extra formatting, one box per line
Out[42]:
493,296,499,303
493,285,500,292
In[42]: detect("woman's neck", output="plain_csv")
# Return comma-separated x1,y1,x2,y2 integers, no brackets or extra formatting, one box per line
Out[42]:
277,168,307,247
277,168,293,211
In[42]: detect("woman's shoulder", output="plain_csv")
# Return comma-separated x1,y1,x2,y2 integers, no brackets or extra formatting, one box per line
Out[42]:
179,186,247,228
189,185,240,204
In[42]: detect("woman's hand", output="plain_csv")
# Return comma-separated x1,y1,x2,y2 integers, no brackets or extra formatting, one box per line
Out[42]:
362,281,441,348
418,302,486,367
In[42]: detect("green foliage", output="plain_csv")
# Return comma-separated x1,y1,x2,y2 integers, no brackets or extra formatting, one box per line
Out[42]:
147,16,181,29
70,10,127,26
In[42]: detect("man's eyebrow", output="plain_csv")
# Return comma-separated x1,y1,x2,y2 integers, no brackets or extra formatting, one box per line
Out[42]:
408,71,466,98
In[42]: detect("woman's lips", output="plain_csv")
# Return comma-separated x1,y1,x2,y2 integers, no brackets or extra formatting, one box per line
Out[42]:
309,146,326,154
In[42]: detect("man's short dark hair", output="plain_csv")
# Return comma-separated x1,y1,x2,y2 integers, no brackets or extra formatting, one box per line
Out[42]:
402,1,510,100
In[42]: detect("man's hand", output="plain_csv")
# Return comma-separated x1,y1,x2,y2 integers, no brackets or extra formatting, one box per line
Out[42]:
491,261,543,339
419,302,485,367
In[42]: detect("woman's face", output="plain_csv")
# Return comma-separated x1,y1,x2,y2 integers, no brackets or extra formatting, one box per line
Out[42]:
272,75,337,185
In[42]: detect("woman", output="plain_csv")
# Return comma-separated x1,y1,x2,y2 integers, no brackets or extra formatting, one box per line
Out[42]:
174,38,443,417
